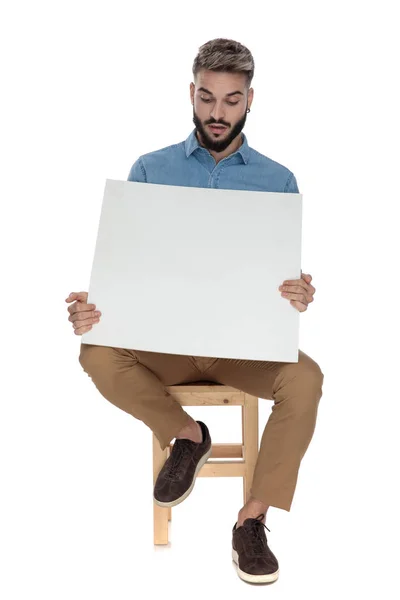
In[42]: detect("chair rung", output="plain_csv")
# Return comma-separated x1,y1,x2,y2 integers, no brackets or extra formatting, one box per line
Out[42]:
197,461,246,477
210,443,244,458
168,442,244,459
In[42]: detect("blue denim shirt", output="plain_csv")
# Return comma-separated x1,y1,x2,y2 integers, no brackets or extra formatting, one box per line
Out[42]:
127,128,299,193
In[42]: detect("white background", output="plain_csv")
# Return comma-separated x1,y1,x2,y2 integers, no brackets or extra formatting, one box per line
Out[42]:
1,0,399,598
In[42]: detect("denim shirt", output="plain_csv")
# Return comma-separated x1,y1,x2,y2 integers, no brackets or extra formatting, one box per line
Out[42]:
127,128,299,194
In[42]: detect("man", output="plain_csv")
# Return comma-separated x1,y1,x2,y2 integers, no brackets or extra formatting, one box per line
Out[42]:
67,38,323,585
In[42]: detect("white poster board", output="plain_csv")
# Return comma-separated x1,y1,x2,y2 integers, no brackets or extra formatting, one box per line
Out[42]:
81,179,302,362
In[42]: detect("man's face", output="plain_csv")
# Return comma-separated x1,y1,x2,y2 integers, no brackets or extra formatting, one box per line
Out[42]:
190,70,253,153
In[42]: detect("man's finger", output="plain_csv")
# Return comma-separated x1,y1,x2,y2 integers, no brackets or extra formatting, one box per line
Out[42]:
284,279,309,293
290,299,308,312
284,278,315,295
282,291,308,304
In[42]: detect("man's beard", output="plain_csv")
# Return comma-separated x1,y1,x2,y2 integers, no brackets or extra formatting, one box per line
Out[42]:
192,106,248,153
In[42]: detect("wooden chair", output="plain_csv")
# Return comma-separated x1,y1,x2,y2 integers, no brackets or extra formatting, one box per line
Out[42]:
152,382,259,545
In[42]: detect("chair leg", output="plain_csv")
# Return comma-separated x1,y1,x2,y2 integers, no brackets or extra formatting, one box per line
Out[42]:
153,433,169,544
242,395,259,505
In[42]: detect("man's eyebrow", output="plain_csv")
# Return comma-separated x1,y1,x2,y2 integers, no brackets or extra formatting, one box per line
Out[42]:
197,87,243,97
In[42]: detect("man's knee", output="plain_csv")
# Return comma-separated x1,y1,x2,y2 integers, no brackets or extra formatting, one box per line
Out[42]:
300,363,324,392
298,351,324,386
79,343,106,374
275,356,324,418
295,361,324,417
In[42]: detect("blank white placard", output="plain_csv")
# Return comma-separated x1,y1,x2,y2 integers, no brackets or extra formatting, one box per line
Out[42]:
81,179,302,362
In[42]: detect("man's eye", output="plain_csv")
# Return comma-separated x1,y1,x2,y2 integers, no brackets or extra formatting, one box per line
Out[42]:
200,98,239,106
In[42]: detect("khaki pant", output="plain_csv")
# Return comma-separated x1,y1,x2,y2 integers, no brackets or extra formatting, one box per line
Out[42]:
79,344,324,511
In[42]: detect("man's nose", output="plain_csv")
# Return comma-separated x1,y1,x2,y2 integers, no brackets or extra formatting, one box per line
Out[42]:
210,102,226,122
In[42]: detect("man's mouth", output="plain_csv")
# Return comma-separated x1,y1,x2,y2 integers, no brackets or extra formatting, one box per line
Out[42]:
208,124,227,133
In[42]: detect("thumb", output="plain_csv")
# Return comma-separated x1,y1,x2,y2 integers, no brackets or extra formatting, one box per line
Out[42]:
65,292,86,302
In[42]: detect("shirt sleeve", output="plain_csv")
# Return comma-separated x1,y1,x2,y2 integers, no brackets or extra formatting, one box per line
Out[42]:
284,172,299,193
127,156,147,182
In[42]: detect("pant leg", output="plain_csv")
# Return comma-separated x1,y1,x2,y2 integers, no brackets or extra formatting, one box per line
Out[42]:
205,349,325,511
78,343,205,450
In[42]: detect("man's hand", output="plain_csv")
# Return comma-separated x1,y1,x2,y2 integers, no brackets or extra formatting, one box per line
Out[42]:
278,270,316,312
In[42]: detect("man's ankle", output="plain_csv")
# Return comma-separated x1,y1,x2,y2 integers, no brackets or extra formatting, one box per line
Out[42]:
237,497,269,527
176,419,202,443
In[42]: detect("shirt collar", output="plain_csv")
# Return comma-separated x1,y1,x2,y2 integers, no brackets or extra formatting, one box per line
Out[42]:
184,128,250,165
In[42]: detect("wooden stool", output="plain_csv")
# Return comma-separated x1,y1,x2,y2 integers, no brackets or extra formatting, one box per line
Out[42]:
152,382,259,545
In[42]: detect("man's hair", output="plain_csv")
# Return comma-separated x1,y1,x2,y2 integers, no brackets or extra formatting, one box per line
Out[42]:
192,38,255,88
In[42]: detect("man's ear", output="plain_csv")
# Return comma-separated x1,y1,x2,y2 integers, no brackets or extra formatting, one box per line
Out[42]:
248,87,254,110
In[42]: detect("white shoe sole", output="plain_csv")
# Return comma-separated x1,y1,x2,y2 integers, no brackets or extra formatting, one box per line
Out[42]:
232,549,280,584
153,445,213,508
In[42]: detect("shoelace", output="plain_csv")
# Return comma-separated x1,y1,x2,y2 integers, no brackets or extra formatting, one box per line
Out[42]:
164,439,197,480
241,513,271,557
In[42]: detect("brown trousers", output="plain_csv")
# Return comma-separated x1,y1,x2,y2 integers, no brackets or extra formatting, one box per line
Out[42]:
79,343,324,511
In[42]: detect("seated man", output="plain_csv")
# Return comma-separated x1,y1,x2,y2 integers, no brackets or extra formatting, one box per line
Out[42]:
66,37,322,585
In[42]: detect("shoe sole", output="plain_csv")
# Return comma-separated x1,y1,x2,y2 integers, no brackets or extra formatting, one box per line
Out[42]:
153,444,213,508
232,549,280,584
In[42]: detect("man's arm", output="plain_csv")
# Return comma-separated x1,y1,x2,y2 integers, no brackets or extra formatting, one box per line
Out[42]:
284,172,299,193
127,157,147,182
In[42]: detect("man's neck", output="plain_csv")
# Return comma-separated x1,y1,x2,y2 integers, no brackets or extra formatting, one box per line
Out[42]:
196,131,243,164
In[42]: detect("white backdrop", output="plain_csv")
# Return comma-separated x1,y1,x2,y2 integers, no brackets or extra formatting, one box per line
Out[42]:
1,1,399,598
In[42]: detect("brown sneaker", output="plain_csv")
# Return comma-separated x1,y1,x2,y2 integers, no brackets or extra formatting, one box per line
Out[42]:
153,420,212,508
232,514,280,584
